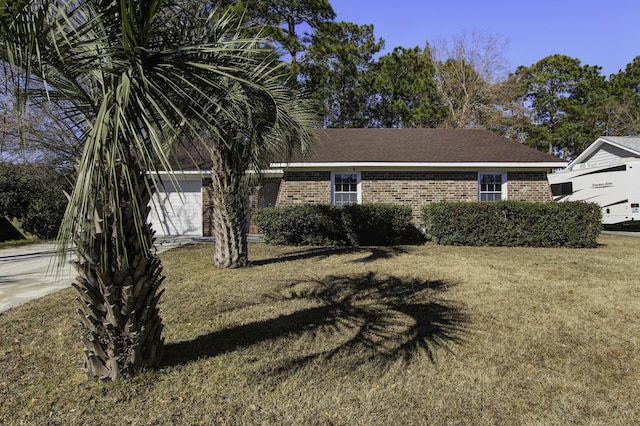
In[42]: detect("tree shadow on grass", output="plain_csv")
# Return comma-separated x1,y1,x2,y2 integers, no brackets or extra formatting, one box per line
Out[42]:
249,246,409,266
162,272,469,371
248,246,352,266
351,246,409,263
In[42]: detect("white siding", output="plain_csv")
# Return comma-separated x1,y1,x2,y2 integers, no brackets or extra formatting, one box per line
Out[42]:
583,144,640,166
149,178,202,236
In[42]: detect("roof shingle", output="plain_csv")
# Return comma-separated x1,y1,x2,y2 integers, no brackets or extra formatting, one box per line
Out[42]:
283,128,564,164
168,128,566,171
601,136,640,155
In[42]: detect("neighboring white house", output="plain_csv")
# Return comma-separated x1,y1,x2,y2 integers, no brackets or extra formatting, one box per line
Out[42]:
548,136,640,227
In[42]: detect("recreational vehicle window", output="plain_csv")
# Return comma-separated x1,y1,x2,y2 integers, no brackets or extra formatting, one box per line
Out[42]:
551,182,573,197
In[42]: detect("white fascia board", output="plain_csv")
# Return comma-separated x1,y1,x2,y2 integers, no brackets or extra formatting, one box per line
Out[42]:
151,170,207,180
271,161,566,170
246,169,285,176
153,169,285,178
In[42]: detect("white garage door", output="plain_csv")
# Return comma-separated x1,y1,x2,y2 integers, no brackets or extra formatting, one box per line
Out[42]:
149,177,202,236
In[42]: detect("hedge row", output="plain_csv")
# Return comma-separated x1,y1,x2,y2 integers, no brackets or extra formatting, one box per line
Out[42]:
253,204,424,246
254,201,602,248
422,200,602,248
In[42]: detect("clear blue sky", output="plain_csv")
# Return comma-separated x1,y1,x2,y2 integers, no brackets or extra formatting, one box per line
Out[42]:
330,0,640,77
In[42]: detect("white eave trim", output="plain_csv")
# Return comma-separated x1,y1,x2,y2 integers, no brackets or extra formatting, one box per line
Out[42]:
149,162,567,177
151,169,286,178
247,169,285,175
270,161,567,169
152,170,208,178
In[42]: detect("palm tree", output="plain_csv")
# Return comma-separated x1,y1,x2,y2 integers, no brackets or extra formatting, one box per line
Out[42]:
1,0,313,381
205,66,315,269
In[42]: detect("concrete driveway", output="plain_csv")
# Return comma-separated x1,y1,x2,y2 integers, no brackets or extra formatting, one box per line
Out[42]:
602,229,640,238
0,237,210,313
0,242,74,313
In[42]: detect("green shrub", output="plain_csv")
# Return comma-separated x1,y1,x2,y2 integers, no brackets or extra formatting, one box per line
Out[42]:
0,163,68,240
253,204,344,246
254,203,424,246
21,190,67,240
340,204,417,246
422,201,601,248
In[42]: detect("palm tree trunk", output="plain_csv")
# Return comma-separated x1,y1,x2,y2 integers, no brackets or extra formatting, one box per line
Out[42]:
72,159,165,382
209,144,248,269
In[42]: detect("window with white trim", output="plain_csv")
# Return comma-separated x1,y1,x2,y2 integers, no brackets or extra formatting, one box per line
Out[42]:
332,172,360,205
478,173,507,201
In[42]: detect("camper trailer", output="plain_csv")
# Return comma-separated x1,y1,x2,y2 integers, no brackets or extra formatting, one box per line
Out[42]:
548,159,640,227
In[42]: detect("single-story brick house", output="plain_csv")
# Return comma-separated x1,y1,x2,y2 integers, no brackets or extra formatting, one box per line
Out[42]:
149,128,567,236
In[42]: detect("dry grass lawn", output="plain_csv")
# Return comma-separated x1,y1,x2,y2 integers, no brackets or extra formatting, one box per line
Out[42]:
1,235,639,425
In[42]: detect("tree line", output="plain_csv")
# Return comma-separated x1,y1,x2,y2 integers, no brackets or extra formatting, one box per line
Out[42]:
225,0,640,160
3,0,639,167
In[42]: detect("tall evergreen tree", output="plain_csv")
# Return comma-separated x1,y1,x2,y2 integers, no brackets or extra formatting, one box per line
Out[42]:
236,0,335,62
605,56,640,135
514,54,607,159
300,21,384,127
367,46,445,128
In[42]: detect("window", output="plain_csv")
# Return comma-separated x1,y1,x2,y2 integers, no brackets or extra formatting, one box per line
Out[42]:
332,172,360,205
257,182,280,208
550,182,573,197
479,173,506,202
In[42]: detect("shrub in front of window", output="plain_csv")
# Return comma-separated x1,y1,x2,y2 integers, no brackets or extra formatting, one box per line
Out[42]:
340,204,417,246
254,204,424,246
422,200,601,248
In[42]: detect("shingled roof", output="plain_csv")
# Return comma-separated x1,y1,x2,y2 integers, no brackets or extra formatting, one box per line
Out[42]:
280,128,565,165
167,128,566,171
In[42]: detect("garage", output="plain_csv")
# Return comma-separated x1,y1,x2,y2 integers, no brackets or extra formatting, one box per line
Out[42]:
149,174,203,236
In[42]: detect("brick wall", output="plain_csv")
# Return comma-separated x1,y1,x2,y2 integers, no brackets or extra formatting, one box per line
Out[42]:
211,170,553,235
202,178,214,237
275,171,332,205
361,171,478,223
245,172,331,233
274,170,552,225
247,177,281,234
507,171,553,202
